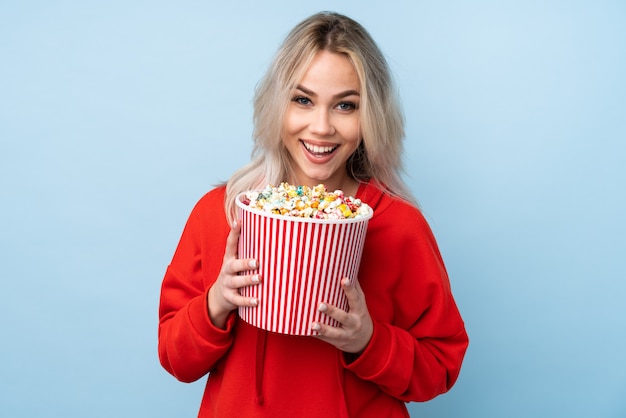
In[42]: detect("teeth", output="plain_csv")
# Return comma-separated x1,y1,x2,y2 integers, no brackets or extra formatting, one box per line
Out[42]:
303,142,337,154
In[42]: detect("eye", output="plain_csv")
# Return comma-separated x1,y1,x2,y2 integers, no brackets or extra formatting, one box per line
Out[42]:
336,101,358,112
292,95,312,106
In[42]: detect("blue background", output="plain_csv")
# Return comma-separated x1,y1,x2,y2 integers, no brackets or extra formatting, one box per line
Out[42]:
1,1,624,416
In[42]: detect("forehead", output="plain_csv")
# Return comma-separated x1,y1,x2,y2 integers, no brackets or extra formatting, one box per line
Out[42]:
296,50,360,92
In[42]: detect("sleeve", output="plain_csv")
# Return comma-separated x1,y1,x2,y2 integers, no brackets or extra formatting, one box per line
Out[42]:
157,191,236,383
342,203,469,402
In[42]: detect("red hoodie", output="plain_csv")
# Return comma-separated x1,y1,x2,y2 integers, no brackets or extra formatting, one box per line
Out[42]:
158,182,468,417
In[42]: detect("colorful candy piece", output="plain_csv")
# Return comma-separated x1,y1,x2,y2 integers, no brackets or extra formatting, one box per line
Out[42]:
242,182,371,219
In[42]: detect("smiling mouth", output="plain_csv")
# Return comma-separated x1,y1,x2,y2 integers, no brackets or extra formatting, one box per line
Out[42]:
302,141,338,156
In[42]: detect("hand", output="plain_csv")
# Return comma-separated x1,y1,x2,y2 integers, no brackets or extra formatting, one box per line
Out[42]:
312,278,373,354
208,221,261,329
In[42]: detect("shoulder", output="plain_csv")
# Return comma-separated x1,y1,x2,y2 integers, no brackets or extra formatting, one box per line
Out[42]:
359,183,442,265
374,197,434,247
359,182,429,232
192,186,227,214
183,186,228,231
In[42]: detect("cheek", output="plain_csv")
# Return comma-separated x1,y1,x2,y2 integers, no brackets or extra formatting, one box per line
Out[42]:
341,118,361,143
281,110,293,136
283,109,306,136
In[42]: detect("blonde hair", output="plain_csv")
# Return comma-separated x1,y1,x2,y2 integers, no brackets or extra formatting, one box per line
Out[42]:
224,11,415,223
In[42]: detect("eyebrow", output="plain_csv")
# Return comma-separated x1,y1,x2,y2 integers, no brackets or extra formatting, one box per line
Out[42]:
296,84,360,100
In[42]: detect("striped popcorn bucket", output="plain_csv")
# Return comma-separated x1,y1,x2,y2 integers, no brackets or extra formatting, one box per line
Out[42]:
236,193,373,336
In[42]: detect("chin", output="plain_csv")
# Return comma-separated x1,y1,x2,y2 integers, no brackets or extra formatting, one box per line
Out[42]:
301,172,333,185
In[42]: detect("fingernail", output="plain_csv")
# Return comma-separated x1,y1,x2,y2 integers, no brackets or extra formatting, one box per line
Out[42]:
251,274,259,283
232,221,238,229
251,298,258,306
318,303,328,312
249,259,258,269
342,278,351,286
311,323,321,331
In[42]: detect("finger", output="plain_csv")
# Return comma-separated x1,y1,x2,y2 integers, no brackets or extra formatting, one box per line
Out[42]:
228,273,262,290
342,278,364,312
225,291,259,308
223,222,242,260
225,256,259,276
235,257,259,274
311,321,344,339
317,302,349,326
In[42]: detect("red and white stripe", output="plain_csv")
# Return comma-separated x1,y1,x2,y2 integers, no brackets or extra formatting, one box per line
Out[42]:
236,198,371,336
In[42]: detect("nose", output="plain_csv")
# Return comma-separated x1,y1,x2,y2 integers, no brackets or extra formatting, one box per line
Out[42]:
309,109,335,136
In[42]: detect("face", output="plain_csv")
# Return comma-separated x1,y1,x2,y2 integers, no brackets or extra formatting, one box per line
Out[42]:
282,50,361,193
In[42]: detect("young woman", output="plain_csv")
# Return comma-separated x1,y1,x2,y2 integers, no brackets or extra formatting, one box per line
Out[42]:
158,12,468,417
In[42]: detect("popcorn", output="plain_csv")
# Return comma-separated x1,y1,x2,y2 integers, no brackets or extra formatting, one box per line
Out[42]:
241,183,372,219
236,183,374,335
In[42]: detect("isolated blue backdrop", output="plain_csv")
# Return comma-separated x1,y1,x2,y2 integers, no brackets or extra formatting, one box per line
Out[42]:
1,1,624,417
